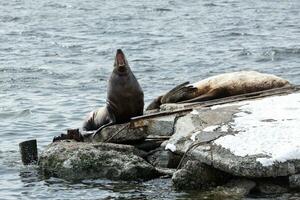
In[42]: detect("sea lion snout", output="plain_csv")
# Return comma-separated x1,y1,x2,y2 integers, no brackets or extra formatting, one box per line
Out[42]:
116,49,126,67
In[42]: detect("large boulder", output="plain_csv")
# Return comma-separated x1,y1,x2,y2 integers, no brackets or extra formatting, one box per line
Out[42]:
164,93,300,178
38,141,160,181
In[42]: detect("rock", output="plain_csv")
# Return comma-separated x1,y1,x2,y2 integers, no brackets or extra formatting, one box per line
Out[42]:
155,167,176,177
146,115,176,136
224,178,256,196
172,160,230,190
164,93,300,178
90,123,147,144
147,148,181,168
160,103,186,111
194,178,255,199
289,174,300,189
38,141,160,181
134,140,164,152
256,181,288,194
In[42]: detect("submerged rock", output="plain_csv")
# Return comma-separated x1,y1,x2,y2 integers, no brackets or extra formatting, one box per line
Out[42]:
256,181,289,194
38,141,160,181
172,160,230,190
204,179,256,199
289,174,300,189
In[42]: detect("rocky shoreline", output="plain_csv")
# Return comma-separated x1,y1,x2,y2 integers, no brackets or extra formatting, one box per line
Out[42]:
38,86,300,198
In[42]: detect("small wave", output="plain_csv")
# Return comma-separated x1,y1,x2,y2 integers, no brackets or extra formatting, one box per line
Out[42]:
154,8,172,12
237,49,252,56
0,109,32,119
0,16,21,23
44,2,72,9
256,47,300,62
203,3,218,7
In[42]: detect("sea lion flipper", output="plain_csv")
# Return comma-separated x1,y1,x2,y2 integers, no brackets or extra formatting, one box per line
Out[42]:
146,82,191,110
92,121,115,138
161,82,190,103
163,84,198,103
92,109,116,137
146,96,163,110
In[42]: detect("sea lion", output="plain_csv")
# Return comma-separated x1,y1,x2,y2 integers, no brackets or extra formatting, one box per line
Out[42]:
83,49,144,132
53,49,144,142
146,71,290,110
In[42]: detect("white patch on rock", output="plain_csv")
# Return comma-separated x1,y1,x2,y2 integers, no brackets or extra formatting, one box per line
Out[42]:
190,130,201,141
165,143,176,152
214,93,300,166
63,159,72,169
220,125,229,132
203,125,219,132
190,109,199,115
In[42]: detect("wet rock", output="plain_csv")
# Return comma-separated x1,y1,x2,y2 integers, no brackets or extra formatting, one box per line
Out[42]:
155,167,176,177
289,174,300,189
224,178,256,196
190,178,255,199
256,181,288,194
172,160,230,190
38,141,160,181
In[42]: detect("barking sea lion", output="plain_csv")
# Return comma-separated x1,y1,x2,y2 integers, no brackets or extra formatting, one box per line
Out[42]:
53,49,144,142
147,71,290,110
83,49,144,132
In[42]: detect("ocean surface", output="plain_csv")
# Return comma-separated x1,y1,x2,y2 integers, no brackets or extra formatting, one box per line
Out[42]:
0,0,300,199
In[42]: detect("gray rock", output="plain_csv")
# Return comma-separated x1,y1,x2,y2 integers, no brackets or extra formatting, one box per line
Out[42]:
147,148,181,168
256,181,288,194
224,178,256,196
172,160,230,190
289,174,300,189
160,103,186,111
38,141,160,181
164,93,300,177
134,140,164,152
146,115,176,136
204,179,256,200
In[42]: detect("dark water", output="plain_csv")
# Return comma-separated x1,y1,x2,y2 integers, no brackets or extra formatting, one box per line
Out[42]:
1,0,300,199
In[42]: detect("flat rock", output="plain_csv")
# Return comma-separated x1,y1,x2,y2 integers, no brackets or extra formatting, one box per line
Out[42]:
38,141,160,181
164,93,300,177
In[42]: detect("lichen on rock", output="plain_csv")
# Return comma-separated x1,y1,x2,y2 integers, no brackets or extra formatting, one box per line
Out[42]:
38,141,160,181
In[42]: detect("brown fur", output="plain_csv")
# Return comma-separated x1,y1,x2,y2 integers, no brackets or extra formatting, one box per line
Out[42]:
146,71,290,110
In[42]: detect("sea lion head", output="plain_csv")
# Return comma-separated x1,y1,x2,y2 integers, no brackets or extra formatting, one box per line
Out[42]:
113,49,129,75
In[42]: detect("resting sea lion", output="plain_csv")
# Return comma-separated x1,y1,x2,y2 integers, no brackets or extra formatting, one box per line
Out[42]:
146,71,290,110
53,49,144,142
